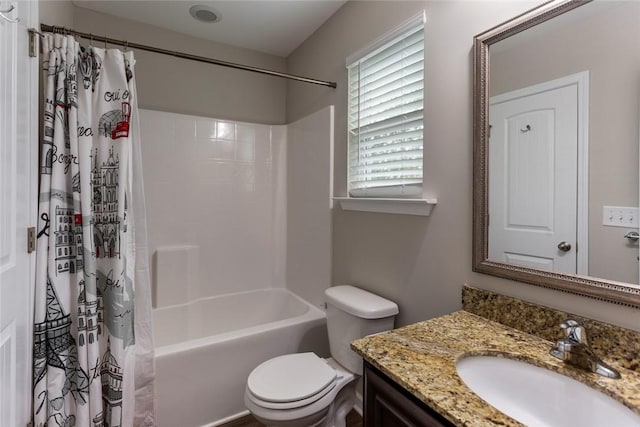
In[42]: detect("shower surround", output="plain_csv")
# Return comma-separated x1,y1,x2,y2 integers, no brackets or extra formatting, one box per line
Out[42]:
139,107,334,425
140,109,287,303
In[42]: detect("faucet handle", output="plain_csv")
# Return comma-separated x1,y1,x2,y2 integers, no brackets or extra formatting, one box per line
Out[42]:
553,319,621,379
560,318,582,330
559,318,590,346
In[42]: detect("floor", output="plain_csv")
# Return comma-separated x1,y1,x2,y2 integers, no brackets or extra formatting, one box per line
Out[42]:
220,409,363,427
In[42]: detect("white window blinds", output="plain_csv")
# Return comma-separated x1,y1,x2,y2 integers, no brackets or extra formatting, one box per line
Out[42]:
347,13,425,198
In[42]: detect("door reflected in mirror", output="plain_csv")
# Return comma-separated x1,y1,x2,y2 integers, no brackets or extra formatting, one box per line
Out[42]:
489,73,584,276
473,0,640,307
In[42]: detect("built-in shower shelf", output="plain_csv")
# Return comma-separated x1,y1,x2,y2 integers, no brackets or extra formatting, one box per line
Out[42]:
334,197,437,216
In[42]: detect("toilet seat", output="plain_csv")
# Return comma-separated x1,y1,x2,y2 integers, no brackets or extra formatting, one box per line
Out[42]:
245,356,357,427
247,353,338,410
247,382,337,410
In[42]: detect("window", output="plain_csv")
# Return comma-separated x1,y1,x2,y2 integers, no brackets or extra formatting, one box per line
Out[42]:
347,13,425,198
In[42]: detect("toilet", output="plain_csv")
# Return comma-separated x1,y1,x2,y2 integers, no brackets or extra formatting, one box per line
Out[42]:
244,285,399,427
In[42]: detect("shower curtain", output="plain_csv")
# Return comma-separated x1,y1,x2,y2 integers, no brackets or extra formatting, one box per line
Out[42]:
34,34,155,427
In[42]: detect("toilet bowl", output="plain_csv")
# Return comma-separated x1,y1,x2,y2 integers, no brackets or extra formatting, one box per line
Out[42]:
244,286,399,427
244,355,355,427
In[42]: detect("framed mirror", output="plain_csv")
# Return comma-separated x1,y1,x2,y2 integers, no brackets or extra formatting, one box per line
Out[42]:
473,0,640,308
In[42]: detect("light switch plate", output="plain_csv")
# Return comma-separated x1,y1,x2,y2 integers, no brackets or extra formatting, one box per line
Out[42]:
602,206,639,228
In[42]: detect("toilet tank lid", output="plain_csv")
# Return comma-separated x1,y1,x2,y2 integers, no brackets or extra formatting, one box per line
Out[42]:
325,285,399,319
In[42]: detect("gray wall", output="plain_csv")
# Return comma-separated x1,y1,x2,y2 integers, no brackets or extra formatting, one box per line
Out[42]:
286,1,640,331
40,1,287,124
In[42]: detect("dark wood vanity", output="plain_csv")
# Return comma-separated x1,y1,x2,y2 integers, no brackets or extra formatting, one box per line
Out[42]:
363,362,454,427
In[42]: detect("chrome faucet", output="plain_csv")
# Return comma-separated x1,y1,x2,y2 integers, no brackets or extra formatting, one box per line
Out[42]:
549,319,621,379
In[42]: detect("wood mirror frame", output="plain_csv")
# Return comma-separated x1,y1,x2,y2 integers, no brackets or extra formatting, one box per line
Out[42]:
472,0,640,309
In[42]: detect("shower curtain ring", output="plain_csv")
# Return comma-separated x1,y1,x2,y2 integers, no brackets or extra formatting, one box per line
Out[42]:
0,4,19,24
89,33,93,46
124,39,129,52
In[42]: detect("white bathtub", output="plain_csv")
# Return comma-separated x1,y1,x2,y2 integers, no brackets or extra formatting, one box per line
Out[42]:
154,288,328,427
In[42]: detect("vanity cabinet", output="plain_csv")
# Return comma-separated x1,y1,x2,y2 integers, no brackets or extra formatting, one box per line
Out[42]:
363,362,455,427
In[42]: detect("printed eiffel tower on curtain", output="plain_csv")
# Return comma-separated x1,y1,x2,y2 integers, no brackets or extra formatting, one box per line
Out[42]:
33,279,90,419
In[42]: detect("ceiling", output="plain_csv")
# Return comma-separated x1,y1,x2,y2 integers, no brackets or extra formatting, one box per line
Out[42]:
72,1,346,57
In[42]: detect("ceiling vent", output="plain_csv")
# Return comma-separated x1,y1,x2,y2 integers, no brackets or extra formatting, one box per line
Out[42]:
189,5,221,23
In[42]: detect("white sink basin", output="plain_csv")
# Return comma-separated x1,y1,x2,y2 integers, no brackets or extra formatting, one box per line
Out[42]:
456,356,640,427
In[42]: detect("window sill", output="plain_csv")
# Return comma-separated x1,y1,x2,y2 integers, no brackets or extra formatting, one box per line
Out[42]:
334,197,437,216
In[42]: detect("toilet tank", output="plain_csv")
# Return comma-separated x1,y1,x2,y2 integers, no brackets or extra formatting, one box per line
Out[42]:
325,285,399,375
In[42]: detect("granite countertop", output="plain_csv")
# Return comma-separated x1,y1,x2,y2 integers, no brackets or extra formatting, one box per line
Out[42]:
351,310,640,427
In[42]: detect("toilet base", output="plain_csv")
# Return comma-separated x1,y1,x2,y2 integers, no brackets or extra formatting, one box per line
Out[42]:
251,411,327,427
250,381,356,427
253,412,328,427
322,380,356,427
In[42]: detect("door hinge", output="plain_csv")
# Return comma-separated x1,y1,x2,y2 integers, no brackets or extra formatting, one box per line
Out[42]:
28,28,38,58
27,226,36,253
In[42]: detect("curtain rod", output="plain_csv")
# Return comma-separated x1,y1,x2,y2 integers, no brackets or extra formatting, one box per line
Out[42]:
35,24,337,89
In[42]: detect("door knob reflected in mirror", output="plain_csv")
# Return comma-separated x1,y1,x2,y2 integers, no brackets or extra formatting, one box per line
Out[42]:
557,241,572,252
